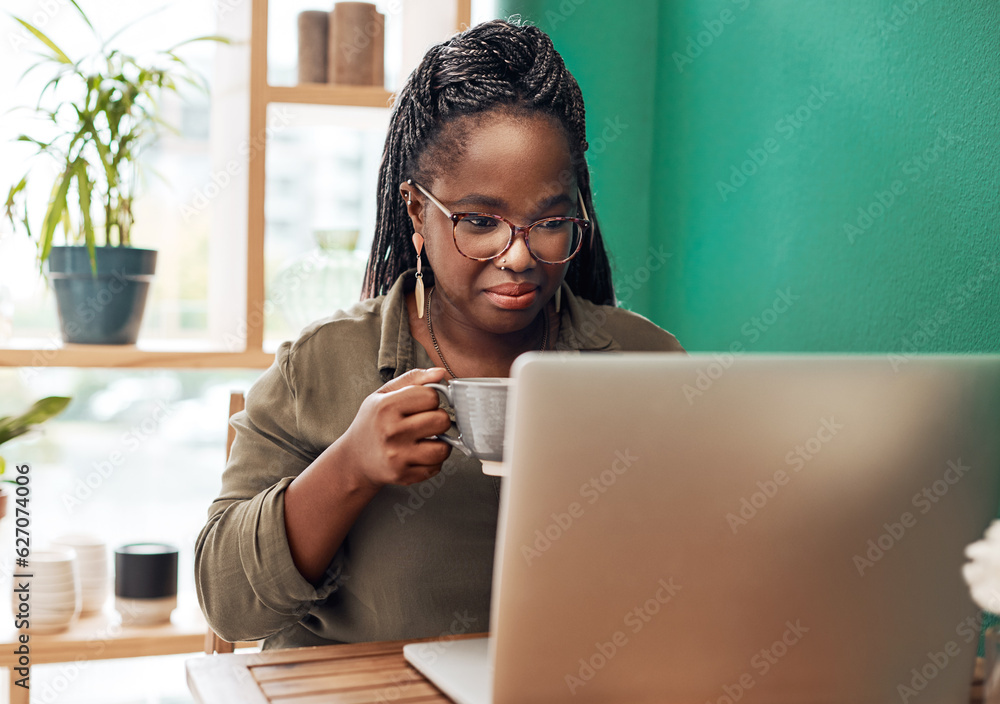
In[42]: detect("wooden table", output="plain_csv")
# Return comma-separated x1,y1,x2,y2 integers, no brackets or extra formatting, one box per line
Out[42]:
186,632,486,704
188,633,989,704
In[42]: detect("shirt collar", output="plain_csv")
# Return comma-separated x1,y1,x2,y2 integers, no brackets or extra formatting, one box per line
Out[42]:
553,281,621,352
377,270,420,381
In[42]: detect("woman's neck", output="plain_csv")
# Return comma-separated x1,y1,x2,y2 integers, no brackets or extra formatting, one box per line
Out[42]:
407,286,557,378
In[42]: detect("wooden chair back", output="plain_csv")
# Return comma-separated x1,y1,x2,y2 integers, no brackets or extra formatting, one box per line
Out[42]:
203,391,245,655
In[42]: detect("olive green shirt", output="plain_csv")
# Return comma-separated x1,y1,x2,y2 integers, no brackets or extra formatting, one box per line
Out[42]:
195,271,684,649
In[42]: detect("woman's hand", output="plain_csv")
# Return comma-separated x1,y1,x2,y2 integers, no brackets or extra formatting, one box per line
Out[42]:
338,367,453,488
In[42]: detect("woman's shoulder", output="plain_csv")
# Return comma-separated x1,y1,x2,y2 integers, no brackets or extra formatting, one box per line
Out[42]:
567,291,685,353
276,296,389,371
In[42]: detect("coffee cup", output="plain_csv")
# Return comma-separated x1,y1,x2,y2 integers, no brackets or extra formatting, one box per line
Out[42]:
427,378,510,475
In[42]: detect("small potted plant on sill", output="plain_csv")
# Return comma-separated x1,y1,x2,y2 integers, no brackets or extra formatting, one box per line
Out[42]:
0,396,71,520
3,4,226,345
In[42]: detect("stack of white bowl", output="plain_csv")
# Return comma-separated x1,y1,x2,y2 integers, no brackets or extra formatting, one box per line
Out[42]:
51,534,108,614
11,548,81,634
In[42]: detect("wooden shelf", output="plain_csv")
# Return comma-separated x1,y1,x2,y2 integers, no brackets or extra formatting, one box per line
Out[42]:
0,346,273,369
266,84,395,108
0,595,258,704
0,599,248,667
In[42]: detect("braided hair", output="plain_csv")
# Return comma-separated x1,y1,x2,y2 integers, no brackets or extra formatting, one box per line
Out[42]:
361,18,615,305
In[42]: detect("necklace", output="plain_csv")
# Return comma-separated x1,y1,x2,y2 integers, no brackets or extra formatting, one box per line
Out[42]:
425,286,549,379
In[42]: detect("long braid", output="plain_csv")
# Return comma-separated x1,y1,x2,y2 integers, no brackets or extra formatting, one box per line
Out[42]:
362,19,615,305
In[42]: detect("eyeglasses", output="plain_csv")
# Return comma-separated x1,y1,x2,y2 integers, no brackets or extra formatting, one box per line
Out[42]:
407,179,591,265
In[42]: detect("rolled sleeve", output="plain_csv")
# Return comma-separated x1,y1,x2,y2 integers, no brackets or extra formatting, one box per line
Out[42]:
237,476,344,611
195,343,343,642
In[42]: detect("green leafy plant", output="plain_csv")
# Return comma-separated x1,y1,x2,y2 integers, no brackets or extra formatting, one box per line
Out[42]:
3,2,227,272
0,396,71,479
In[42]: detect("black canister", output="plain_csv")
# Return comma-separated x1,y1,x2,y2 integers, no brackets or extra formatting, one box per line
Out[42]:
114,543,178,624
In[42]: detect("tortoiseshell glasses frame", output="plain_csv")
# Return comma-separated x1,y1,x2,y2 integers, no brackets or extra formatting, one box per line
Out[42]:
407,179,592,265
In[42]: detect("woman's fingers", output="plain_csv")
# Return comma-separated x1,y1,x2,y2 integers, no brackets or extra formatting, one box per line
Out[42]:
385,385,444,417
410,439,452,467
378,367,447,395
396,408,452,441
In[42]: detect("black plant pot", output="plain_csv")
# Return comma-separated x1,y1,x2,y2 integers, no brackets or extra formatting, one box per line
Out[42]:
47,246,157,345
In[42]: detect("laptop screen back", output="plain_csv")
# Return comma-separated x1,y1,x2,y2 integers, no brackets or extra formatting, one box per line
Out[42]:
489,354,1000,704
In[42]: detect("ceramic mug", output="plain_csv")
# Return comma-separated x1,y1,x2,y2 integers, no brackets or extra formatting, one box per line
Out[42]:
427,378,511,475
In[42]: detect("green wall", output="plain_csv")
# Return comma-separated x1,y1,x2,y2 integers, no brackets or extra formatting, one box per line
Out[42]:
499,0,1000,353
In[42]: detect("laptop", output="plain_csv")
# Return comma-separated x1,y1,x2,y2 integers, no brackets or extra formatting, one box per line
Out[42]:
405,353,1000,704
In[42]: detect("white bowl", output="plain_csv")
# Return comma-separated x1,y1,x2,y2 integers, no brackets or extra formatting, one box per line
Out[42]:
25,615,75,629
29,590,78,606
15,583,77,600
30,568,76,584
28,619,74,634
32,548,77,564
27,556,77,580
80,596,106,614
78,568,105,580
25,577,78,593
32,606,78,619
29,608,75,620
52,533,104,549
76,554,107,564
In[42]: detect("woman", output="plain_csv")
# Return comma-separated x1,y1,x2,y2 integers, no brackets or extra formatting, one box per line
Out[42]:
195,18,683,650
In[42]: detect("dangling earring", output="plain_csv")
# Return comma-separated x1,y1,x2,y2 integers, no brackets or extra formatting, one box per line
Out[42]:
555,286,562,314
413,233,425,318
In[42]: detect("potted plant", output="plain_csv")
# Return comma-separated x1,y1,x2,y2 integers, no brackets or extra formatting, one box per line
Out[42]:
3,4,226,345
0,396,71,520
